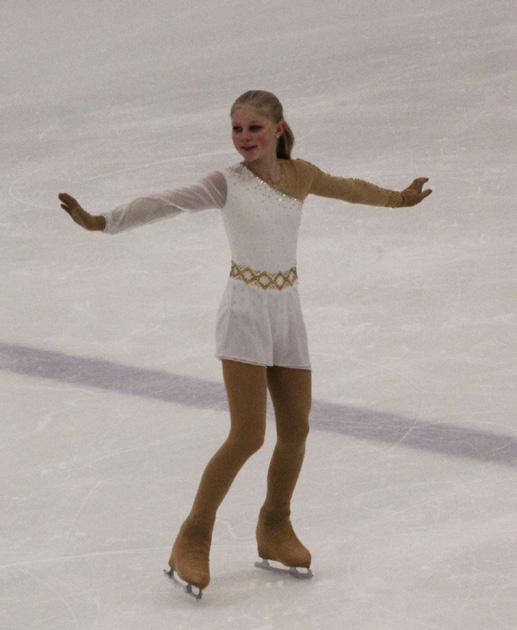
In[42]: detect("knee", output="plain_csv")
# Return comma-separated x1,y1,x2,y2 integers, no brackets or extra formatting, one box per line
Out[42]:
277,417,310,446
228,428,265,457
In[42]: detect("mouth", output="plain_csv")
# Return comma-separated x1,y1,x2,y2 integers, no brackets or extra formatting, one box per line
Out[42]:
242,146,257,152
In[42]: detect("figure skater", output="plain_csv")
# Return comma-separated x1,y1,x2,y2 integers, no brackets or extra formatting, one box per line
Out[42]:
58,89,432,600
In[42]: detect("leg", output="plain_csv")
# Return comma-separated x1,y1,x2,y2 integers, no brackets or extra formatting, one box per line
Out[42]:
263,365,311,517
169,359,267,590
256,365,312,568
188,359,268,524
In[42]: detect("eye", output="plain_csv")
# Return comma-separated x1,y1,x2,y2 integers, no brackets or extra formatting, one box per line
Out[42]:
232,125,262,132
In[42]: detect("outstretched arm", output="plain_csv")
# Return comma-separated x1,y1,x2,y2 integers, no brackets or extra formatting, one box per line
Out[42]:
58,171,227,234
300,159,432,207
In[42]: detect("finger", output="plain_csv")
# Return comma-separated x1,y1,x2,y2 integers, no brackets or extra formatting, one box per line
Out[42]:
415,179,430,192
59,192,78,204
415,190,432,203
411,177,428,187
61,202,81,213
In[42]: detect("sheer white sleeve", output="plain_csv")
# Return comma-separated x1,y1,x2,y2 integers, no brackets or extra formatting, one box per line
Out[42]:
100,170,227,234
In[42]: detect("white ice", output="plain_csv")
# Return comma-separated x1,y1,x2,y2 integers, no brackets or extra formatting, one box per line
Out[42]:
1,0,516,628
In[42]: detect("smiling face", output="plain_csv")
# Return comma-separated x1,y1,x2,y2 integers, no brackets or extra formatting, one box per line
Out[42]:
231,106,284,162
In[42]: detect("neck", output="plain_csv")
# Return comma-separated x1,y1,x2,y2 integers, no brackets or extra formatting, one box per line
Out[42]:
242,154,282,182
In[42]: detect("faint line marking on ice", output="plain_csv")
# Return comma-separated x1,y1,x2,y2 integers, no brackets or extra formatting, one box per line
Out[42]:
17,566,80,630
37,121,59,142
63,480,102,553
0,546,168,571
83,436,182,468
218,519,254,542
7,162,55,211
82,150,234,182
392,420,418,447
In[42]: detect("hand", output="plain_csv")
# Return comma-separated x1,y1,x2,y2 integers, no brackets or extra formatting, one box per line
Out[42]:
58,192,97,230
401,177,432,207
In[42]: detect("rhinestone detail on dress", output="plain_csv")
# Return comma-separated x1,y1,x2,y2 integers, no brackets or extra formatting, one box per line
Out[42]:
230,260,297,290
234,162,303,205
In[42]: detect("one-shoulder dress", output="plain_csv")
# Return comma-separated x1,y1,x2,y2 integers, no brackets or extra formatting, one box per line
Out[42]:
101,158,404,370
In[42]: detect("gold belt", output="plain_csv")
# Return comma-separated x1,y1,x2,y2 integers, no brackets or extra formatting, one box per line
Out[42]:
230,260,298,290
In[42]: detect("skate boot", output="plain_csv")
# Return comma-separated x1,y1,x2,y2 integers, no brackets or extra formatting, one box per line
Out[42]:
164,516,213,599
255,507,313,579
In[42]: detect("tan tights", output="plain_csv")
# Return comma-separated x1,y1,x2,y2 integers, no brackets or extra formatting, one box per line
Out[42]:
187,359,312,532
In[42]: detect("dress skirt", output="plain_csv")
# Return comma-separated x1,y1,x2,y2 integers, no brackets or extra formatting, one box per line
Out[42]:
214,276,311,370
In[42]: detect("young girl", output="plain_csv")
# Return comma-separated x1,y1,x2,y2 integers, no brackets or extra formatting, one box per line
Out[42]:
59,89,432,600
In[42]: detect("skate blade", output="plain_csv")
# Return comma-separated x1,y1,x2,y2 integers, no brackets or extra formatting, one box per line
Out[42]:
254,558,313,579
163,568,203,600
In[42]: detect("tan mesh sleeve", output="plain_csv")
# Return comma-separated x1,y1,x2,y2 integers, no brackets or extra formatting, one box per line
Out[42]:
297,159,404,207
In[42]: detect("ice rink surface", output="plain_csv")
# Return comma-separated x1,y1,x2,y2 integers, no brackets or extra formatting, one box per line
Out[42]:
1,0,516,628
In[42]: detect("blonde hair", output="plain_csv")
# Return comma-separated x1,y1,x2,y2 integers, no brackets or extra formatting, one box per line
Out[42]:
230,90,295,159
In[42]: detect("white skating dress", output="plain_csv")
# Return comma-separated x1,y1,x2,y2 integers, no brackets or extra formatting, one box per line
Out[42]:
215,162,310,369
101,158,404,370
